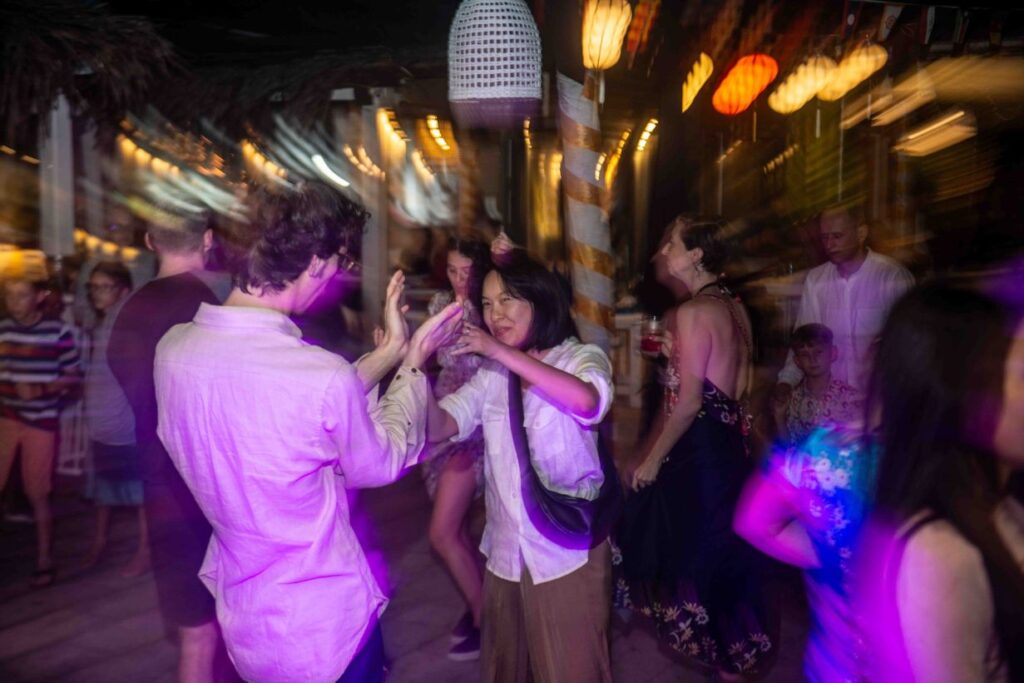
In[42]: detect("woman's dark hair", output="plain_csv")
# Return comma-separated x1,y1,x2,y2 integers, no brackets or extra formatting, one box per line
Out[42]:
89,261,133,292
869,282,1024,679
235,182,368,294
488,250,576,351
447,236,491,311
672,215,730,275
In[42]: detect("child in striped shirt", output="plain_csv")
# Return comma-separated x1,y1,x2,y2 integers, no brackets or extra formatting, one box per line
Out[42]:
0,277,80,587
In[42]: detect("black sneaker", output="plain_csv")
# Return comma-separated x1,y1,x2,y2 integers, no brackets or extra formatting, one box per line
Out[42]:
447,627,480,662
450,610,475,643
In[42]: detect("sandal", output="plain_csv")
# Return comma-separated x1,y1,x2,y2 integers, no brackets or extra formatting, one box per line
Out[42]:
30,566,56,589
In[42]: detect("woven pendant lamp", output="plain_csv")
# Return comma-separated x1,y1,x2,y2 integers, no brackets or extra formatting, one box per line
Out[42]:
448,0,542,129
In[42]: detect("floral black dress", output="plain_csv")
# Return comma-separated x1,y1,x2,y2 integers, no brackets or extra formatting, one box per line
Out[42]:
613,377,779,676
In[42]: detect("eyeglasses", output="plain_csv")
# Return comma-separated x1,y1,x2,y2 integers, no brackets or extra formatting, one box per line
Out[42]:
338,248,361,274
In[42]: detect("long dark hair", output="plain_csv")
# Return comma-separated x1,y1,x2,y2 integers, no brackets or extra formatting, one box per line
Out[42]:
447,236,491,312
489,250,577,352
869,282,1024,679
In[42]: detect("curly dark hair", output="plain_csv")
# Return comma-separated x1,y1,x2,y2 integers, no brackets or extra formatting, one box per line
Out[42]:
234,182,369,294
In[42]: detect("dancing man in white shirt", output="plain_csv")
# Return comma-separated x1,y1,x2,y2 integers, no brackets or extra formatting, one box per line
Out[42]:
776,205,913,404
154,182,464,683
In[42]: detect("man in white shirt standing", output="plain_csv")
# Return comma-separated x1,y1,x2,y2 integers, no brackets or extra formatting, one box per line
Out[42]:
154,182,463,683
776,205,914,401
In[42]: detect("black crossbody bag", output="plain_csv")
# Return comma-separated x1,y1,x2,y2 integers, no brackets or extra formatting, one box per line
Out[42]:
507,372,623,550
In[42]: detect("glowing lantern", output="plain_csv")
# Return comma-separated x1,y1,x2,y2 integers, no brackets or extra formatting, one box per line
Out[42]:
681,52,714,112
711,54,778,115
817,44,888,101
582,0,633,70
448,0,542,129
768,56,837,114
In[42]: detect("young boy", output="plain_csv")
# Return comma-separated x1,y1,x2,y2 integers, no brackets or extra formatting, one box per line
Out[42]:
773,323,862,447
0,277,81,587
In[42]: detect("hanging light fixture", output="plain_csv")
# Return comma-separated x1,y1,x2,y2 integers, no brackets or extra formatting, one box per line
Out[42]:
582,0,633,70
681,52,714,113
448,0,542,129
817,44,888,101
767,56,837,114
711,54,778,115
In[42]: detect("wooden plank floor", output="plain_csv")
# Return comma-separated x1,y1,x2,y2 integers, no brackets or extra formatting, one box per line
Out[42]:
1,469,808,682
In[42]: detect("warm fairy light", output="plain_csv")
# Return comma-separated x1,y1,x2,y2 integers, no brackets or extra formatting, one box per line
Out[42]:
636,118,658,152
595,152,607,181
426,115,452,152
717,139,742,164
681,52,714,113
523,117,532,150
762,143,798,173
0,145,15,155
582,0,633,70
768,56,837,114
411,149,435,183
603,128,631,186
817,44,888,102
20,155,39,165
712,54,778,116
241,140,287,182
343,144,384,179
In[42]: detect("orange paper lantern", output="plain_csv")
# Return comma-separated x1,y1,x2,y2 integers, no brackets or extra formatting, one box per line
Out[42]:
711,54,778,115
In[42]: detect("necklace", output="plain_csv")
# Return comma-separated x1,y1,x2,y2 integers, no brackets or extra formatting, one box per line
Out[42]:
693,279,722,298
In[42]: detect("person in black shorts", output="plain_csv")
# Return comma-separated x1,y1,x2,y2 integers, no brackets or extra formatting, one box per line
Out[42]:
108,214,232,683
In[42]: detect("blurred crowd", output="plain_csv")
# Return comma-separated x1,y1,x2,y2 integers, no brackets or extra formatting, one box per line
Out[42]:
1,187,1023,683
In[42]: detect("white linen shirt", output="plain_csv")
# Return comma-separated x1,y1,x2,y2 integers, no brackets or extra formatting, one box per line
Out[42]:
155,303,429,683
439,338,613,584
778,250,913,393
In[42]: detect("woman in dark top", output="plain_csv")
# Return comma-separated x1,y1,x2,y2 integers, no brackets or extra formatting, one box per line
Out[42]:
614,216,777,680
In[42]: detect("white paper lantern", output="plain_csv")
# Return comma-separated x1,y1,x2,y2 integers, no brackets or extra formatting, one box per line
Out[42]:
448,0,542,129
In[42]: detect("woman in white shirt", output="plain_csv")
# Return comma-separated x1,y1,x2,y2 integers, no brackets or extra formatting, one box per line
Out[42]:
858,283,1024,682
427,250,615,683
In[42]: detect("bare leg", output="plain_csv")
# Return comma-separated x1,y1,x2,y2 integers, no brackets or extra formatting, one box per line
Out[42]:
120,506,151,577
429,450,483,626
178,621,219,683
85,505,112,567
29,493,53,570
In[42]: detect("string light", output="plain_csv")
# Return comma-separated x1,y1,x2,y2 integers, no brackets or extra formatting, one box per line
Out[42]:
636,118,658,152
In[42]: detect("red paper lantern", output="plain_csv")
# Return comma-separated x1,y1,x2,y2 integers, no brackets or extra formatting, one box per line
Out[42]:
712,54,779,115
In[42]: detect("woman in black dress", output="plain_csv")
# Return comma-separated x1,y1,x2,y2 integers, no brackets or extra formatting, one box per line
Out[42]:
614,217,777,680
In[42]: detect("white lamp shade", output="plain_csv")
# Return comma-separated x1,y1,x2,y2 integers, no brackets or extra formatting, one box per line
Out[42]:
448,0,542,129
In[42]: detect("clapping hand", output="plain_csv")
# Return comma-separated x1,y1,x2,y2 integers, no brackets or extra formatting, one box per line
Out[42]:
379,271,411,354
450,322,503,360
406,302,465,369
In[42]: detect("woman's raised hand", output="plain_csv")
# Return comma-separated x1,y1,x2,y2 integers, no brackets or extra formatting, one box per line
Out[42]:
451,322,503,360
406,302,464,369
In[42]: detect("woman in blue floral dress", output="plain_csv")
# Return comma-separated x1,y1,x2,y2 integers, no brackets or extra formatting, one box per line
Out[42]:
735,426,877,683
614,217,778,679
421,237,490,660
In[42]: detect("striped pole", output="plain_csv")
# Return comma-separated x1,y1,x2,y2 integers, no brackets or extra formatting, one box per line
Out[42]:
557,70,613,353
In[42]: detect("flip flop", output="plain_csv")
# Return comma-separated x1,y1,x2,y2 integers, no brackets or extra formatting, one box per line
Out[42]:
30,567,56,589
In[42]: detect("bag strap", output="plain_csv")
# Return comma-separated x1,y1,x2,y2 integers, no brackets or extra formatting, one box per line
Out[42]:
507,372,532,474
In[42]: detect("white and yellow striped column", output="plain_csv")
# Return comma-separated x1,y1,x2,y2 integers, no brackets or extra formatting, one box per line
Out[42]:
557,70,613,353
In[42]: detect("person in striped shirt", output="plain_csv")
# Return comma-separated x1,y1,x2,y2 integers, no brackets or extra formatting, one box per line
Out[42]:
0,277,81,587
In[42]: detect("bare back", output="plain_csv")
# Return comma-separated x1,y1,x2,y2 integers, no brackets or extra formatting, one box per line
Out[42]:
675,292,753,401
